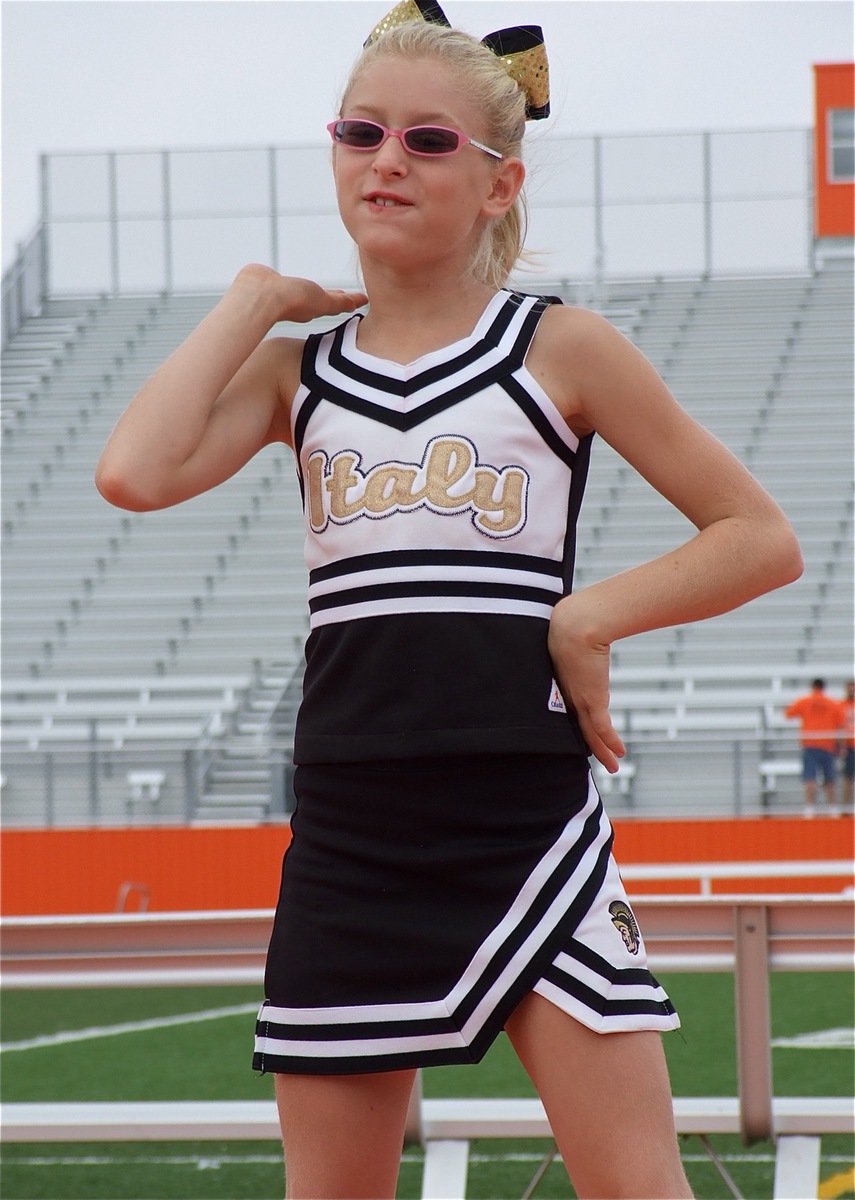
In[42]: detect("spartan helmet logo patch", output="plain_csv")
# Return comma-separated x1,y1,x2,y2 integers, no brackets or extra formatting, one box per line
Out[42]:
609,900,641,955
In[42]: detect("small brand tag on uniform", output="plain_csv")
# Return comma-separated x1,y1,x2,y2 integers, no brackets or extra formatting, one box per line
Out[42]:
548,680,567,713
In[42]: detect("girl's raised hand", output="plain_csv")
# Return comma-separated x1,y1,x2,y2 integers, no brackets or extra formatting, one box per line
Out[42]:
231,264,368,325
96,266,367,512
548,595,626,774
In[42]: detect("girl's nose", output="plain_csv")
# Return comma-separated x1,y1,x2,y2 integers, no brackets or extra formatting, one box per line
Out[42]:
372,133,409,175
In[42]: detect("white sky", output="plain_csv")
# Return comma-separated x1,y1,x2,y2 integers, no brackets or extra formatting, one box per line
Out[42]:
2,0,852,272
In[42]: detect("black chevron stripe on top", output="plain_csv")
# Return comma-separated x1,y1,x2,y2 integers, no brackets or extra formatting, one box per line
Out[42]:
319,293,544,397
292,292,558,454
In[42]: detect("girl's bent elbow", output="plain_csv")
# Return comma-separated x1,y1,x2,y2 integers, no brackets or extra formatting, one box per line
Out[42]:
774,522,804,587
784,539,805,585
95,463,161,512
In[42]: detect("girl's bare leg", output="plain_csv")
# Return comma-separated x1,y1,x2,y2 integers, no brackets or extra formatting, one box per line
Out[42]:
506,992,693,1199
274,1068,416,1199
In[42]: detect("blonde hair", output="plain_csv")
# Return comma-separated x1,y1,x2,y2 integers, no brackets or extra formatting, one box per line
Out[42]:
339,22,528,290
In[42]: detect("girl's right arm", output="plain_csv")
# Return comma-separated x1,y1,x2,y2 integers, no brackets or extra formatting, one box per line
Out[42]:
94,265,367,511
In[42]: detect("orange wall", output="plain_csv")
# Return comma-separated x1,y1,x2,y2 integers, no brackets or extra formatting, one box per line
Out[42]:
814,62,855,237
1,818,850,916
0,825,292,916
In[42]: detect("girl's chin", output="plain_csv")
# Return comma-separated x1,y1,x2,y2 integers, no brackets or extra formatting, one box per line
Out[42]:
354,231,476,276
359,239,441,270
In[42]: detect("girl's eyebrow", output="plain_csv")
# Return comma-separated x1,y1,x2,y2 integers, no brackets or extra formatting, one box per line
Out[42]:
346,102,461,127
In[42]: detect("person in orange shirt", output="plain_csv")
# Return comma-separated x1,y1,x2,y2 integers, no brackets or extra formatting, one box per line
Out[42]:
785,678,845,814
842,679,854,811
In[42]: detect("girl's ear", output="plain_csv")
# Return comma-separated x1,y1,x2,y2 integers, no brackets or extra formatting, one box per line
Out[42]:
481,157,525,220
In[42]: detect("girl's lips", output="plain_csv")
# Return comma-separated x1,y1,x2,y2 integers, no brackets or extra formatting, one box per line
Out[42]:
364,192,413,207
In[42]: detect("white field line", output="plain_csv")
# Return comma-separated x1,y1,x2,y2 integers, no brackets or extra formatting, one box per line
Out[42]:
0,1003,259,1053
771,1027,855,1050
5,1153,855,1168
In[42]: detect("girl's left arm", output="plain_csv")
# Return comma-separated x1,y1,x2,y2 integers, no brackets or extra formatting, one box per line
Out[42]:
545,308,804,772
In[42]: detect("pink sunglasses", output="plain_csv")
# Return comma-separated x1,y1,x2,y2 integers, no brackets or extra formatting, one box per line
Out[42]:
327,119,503,161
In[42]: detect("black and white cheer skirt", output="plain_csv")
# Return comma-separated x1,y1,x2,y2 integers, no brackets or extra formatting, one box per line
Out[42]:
252,754,678,1076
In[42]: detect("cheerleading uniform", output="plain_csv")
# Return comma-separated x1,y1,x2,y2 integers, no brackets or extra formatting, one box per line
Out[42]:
253,289,678,1075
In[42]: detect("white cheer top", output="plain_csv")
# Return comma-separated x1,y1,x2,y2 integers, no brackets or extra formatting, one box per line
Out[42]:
289,289,593,762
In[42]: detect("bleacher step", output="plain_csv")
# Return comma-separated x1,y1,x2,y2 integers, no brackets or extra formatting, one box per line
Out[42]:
192,807,269,822
207,772,271,786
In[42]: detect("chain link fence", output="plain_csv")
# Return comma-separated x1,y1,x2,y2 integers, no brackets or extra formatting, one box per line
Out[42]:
3,127,815,346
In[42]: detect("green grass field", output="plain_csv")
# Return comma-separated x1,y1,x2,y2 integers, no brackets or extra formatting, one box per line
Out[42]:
1,973,853,1199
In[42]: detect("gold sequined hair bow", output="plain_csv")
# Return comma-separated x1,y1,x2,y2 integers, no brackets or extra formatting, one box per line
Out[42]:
364,0,550,121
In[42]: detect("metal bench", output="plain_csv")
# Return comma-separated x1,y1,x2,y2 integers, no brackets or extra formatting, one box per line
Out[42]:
125,770,167,819
759,758,802,801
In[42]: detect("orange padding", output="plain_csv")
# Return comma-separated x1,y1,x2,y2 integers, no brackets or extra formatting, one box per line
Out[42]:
0,817,851,915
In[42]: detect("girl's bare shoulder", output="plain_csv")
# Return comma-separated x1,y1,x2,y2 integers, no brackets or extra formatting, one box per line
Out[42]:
535,302,632,368
525,303,625,436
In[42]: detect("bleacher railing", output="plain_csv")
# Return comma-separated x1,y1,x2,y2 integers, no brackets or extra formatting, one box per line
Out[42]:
0,729,846,828
2,127,815,335
1,223,48,348
3,667,847,826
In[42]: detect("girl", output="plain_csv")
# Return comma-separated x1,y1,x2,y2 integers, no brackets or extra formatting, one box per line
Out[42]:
96,8,802,1198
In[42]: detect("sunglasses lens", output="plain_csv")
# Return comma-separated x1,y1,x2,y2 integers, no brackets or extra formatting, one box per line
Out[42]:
335,120,384,149
406,127,461,155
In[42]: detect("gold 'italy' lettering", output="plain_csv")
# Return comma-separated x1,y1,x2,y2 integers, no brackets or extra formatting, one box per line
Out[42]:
472,469,526,534
304,436,528,537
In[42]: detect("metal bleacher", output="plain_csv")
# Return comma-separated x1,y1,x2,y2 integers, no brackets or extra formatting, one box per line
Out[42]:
2,265,853,824
574,267,854,669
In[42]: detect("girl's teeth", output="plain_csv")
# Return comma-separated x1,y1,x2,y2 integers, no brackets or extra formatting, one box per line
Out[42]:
374,198,400,206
